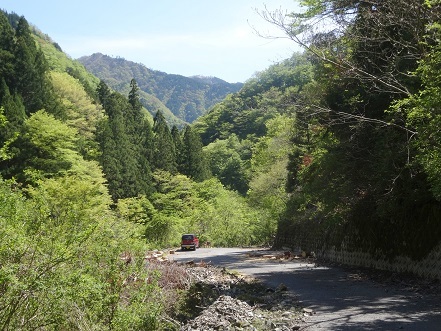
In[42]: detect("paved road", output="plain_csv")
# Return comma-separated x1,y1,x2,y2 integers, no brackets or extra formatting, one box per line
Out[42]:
168,247,441,330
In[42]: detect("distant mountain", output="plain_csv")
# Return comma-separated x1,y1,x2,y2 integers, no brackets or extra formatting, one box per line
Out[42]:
78,53,243,126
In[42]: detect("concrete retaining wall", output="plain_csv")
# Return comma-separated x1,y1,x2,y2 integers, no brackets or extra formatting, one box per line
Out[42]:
275,223,441,280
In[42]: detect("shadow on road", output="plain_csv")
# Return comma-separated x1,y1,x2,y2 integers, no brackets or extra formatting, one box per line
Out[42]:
170,247,441,330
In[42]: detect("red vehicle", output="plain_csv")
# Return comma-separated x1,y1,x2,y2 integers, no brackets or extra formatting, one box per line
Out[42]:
181,234,199,251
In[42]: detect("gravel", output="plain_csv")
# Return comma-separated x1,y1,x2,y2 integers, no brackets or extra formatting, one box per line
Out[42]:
178,263,306,331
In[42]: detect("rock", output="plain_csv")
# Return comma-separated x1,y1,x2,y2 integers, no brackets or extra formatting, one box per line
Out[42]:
276,283,288,292
181,295,255,330
173,256,306,330
302,307,314,315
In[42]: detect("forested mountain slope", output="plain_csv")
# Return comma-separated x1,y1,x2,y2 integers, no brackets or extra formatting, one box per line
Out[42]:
79,53,243,126
195,0,441,278
0,10,261,329
257,0,441,274
2,1,441,328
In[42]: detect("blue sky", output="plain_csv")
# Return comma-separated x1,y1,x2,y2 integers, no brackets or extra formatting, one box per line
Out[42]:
1,0,301,83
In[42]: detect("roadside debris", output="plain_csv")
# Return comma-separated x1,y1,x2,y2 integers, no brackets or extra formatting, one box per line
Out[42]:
138,250,310,329
246,250,316,261
177,261,306,330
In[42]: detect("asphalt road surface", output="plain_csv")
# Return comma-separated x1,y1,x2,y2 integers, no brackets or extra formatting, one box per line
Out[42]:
168,247,441,330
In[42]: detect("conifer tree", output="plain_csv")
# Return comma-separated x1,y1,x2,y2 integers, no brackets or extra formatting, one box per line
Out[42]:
0,11,15,89
102,92,140,199
97,80,111,110
128,78,142,112
152,111,177,173
13,17,56,116
0,78,25,145
171,125,184,169
97,82,154,199
180,125,209,181
126,78,153,194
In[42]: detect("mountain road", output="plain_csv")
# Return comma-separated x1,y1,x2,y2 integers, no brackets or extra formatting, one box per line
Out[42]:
168,247,441,330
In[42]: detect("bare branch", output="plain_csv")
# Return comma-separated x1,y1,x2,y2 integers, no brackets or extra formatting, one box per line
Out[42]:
254,1,439,97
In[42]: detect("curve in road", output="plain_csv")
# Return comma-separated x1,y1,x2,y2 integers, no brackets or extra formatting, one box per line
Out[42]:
168,247,441,330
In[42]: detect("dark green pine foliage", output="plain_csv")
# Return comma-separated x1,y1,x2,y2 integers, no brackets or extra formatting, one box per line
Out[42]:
127,78,153,194
13,17,58,117
96,81,152,200
0,78,26,144
171,125,183,168
0,11,15,90
180,125,209,182
152,111,177,173
97,80,111,109
96,117,123,200
0,11,25,147
0,79,26,180
128,78,142,113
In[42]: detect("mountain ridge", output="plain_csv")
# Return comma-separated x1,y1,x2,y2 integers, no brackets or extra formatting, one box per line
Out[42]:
78,53,243,126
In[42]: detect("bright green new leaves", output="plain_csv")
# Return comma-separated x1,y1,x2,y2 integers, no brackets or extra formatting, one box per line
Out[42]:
0,174,164,330
116,171,260,248
393,26,441,200
204,134,249,195
50,71,104,140
20,110,79,181
247,115,294,244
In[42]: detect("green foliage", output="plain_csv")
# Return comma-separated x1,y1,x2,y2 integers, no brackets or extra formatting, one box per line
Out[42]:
0,12,15,89
14,17,60,117
50,71,104,159
116,171,262,248
204,135,250,194
247,115,294,244
34,32,100,100
179,126,210,182
194,53,312,145
96,85,153,200
272,0,441,259
202,180,258,247
0,78,26,148
50,71,104,139
153,111,177,173
0,178,166,330
0,110,81,183
392,23,441,200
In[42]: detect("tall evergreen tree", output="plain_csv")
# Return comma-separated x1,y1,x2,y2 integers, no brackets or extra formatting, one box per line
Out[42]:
0,11,14,89
105,93,140,199
171,125,184,169
97,87,153,200
180,125,209,181
128,78,142,112
13,17,57,116
152,111,177,173
0,78,26,146
97,80,111,110
126,78,153,194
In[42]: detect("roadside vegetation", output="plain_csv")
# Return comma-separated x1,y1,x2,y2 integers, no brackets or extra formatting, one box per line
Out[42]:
1,0,441,328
